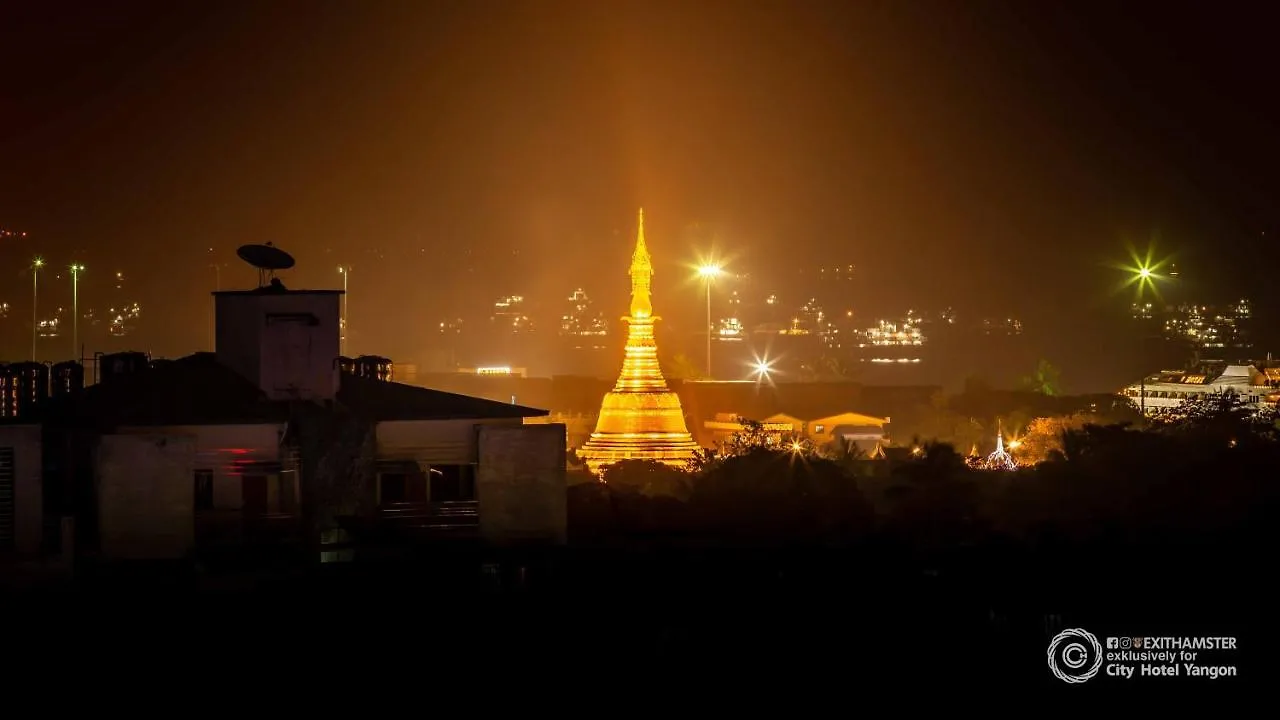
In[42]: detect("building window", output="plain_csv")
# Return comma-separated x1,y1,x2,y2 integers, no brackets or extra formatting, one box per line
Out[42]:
194,470,214,512
813,424,826,434
430,465,476,502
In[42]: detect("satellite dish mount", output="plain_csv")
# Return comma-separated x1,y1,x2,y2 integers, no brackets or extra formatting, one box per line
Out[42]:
236,242,297,288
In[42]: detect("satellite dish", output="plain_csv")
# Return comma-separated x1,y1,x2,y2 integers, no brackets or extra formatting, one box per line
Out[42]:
236,242,296,288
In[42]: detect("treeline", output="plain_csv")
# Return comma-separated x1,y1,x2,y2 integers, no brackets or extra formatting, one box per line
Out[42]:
568,395,1280,567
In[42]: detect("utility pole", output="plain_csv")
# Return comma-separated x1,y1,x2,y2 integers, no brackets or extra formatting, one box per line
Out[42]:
338,266,350,356
70,264,85,360
31,257,44,361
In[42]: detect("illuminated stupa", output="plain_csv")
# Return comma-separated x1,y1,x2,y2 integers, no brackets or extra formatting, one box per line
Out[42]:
579,209,700,475
982,422,1018,472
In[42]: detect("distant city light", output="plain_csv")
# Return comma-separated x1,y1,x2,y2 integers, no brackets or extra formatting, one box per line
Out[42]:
750,354,775,381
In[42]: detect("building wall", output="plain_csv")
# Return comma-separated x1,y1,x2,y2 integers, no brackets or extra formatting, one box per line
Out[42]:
477,424,567,545
118,424,283,510
215,290,342,401
96,433,197,561
0,425,42,555
375,418,522,464
213,294,263,385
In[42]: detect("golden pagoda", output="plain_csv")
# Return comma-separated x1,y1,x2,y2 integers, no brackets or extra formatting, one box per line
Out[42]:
578,209,700,475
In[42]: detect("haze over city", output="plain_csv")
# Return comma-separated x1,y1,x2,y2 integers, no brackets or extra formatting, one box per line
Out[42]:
3,0,1277,392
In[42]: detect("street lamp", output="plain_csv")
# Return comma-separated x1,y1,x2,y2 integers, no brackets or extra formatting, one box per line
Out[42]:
1123,255,1170,418
750,354,775,383
70,263,85,360
338,266,350,356
697,263,722,377
31,257,44,361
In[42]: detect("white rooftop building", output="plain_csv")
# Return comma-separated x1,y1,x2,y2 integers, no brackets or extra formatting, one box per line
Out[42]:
1120,364,1280,417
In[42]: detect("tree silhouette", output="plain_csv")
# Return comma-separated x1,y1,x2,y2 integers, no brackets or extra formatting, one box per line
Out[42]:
600,459,691,500
1021,359,1062,396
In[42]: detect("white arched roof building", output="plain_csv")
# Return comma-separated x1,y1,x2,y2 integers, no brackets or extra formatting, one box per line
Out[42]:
1120,365,1280,416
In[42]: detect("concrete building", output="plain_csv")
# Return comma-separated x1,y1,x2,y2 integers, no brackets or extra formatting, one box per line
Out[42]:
32,278,567,563
0,424,42,557
703,411,889,453
1119,364,1280,417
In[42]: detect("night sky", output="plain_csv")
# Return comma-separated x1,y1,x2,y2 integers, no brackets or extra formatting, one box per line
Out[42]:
2,1,1276,387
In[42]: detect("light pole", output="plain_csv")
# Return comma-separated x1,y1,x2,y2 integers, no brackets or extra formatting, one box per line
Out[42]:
697,263,722,378
338,266,350,356
70,263,84,360
31,257,44,361
209,263,222,349
1125,258,1167,418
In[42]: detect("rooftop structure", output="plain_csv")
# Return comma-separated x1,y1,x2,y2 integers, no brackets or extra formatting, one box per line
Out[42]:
5,243,565,561
578,209,699,474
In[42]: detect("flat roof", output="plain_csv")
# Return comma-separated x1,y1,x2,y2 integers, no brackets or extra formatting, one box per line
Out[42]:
213,289,344,296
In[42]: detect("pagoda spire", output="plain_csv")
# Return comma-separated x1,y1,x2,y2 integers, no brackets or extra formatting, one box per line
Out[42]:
982,418,1017,471
629,207,654,318
631,208,649,265
578,209,699,475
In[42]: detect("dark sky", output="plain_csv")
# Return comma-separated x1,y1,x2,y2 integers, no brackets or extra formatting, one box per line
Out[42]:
1,0,1277,383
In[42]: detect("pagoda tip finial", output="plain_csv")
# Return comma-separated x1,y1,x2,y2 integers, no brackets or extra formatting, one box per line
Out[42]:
633,207,649,255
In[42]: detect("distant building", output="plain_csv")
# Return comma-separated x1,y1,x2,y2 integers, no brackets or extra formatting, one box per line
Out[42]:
703,411,889,454
1119,364,1280,417
559,288,608,343
491,295,532,334
459,366,528,378
856,314,926,364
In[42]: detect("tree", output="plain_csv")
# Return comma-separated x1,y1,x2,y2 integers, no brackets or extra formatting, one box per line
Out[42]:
600,459,691,500
723,417,778,456
1015,413,1096,465
1156,389,1279,445
913,399,985,452
1022,359,1062,396
690,447,874,544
